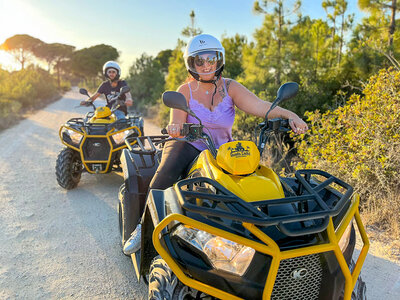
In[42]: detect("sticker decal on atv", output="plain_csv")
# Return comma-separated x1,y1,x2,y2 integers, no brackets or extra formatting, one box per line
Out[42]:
228,142,251,158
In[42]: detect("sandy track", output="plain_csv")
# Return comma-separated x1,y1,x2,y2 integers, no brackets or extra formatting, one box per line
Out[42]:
0,89,153,299
0,88,399,299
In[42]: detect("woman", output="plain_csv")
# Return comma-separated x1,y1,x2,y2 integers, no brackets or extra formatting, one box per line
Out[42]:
123,34,308,255
81,61,133,119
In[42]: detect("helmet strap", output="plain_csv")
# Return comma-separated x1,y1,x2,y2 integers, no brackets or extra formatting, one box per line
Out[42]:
110,76,119,83
210,81,218,106
189,66,224,106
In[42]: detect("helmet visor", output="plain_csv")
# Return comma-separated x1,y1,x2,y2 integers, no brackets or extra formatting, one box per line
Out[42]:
185,50,224,76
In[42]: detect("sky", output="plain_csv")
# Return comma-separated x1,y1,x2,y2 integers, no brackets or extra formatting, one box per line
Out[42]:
0,0,366,76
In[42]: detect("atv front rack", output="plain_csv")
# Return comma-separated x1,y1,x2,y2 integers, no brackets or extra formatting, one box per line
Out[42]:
175,170,353,236
66,117,139,132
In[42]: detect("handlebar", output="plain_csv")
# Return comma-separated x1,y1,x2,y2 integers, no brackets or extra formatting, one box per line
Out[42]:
257,118,291,155
160,118,292,158
158,123,217,157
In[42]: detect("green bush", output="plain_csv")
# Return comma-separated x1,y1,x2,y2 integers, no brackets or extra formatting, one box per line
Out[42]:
155,97,170,128
59,79,71,92
0,66,60,130
0,98,22,129
78,77,103,94
293,68,400,236
0,66,58,107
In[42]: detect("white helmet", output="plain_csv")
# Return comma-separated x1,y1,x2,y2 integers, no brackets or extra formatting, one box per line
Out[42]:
103,61,121,81
183,34,225,81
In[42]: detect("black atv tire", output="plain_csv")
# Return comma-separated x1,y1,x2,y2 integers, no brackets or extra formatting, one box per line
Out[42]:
340,260,367,300
118,183,138,249
148,256,213,300
55,147,82,190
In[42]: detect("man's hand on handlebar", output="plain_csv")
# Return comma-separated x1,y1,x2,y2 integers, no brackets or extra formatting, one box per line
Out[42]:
80,99,92,106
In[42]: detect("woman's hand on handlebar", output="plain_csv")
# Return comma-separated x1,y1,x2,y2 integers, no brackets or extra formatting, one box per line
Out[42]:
167,123,182,138
287,115,308,134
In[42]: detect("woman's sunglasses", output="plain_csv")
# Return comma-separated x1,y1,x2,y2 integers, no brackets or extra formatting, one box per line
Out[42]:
194,54,218,67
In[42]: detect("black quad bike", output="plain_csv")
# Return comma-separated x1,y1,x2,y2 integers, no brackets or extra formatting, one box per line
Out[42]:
55,86,144,190
118,83,369,299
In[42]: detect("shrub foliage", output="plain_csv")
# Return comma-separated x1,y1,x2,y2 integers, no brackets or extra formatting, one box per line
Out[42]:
293,68,400,235
0,67,59,129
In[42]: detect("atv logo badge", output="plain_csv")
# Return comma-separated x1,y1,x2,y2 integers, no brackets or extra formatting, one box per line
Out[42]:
228,142,250,158
291,268,308,280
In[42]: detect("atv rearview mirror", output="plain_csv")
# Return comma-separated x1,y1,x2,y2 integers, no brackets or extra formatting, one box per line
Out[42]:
120,86,130,94
276,82,299,104
162,91,202,124
79,88,90,97
163,91,188,110
265,82,299,120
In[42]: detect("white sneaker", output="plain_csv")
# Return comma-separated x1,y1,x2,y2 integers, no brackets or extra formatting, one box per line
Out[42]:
123,224,142,255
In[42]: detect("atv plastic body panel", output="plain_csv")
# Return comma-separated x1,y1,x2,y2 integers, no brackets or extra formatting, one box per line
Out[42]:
188,149,284,202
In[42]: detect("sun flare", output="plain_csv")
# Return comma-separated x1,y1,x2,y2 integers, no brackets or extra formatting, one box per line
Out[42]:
0,0,47,71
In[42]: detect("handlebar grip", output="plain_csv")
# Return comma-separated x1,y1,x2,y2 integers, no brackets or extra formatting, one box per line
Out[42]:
161,128,168,134
81,101,92,107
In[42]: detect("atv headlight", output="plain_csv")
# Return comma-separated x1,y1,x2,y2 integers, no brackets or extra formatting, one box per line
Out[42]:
338,219,353,253
111,129,134,144
62,128,83,144
173,225,255,276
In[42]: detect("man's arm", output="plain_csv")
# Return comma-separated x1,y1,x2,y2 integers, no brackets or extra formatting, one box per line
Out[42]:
124,92,133,106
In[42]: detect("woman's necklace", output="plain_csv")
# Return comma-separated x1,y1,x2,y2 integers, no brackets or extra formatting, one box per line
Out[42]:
200,83,213,95
193,81,215,96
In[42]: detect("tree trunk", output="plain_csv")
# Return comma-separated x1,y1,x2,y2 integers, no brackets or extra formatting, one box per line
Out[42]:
339,13,345,66
57,66,61,90
20,48,25,70
388,0,397,47
315,30,320,78
330,19,336,69
276,1,283,86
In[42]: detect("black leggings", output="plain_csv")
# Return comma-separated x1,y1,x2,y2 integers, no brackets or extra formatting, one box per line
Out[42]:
149,140,200,190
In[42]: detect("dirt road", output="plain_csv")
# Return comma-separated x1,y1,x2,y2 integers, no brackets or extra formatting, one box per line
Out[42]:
0,89,399,299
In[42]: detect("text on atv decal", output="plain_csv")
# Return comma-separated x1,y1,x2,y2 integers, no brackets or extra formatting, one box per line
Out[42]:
228,142,250,158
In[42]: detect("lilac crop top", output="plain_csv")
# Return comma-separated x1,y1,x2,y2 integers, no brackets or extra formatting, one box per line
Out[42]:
187,79,235,151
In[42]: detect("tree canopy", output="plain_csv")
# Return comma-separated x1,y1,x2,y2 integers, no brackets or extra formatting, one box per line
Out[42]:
70,44,119,80
1,34,43,69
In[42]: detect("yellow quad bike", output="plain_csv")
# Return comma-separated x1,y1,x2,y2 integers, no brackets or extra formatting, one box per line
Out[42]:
119,83,369,299
55,86,143,190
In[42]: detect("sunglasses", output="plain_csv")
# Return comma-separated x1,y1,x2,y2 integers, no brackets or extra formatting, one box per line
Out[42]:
194,54,218,67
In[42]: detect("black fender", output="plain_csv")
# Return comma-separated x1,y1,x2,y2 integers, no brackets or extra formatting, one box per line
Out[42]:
139,189,166,277
119,148,160,244
140,187,183,277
